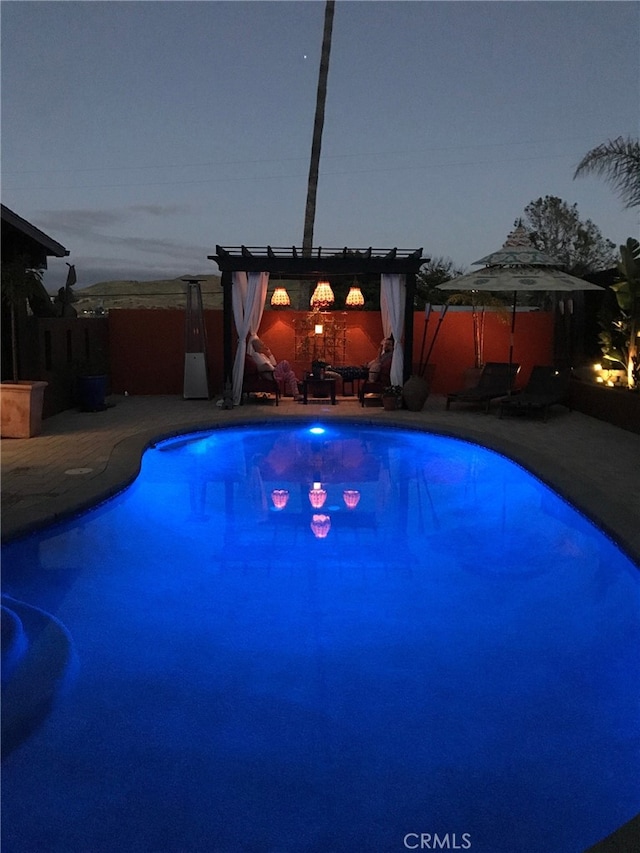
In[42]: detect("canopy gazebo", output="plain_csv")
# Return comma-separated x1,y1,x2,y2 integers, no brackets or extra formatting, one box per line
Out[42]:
208,245,430,404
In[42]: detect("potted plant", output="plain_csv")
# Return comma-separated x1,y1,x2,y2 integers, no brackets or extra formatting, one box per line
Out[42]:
382,385,403,410
611,238,639,390
594,238,640,392
1,257,49,437
445,291,510,383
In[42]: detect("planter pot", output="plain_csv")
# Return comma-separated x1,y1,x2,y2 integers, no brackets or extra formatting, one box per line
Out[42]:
382,395,402,411
0,381,48,438
403,375,430,412
77,374,108,412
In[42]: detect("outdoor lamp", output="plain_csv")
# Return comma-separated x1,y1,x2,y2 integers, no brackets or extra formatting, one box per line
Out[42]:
271,286,291,307
310,280,335,309
314,323,324,335
345,286,365,307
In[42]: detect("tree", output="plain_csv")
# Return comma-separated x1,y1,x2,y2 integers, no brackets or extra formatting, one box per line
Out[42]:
573,136,640,209
1,257,46,381
302,0,335,257
520,196,617,275
414,256,465,308
608,237,640,389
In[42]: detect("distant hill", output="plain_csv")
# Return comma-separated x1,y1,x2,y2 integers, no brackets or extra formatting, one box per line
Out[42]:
67,275,223,312
64,275,307,313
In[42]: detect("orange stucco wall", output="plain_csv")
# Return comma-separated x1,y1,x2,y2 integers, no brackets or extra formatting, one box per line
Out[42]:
109,309,224,395
415,309,554,392
108,308,554,396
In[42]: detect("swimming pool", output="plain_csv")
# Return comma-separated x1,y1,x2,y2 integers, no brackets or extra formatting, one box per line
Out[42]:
2,423,639,852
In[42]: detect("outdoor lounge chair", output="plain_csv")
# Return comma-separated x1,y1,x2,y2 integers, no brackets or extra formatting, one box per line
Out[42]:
242,355,281,405
359,364,392,407
359,380,386,406
498,366,571,421
446,362,520,413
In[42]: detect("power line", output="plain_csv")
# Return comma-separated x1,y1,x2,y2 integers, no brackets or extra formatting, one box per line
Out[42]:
2,152,587,193
3,132,635,177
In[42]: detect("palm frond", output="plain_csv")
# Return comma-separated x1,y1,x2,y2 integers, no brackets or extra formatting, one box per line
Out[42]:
573,136,640,208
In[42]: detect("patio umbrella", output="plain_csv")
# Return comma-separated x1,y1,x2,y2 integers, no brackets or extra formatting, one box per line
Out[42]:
437,225,604,373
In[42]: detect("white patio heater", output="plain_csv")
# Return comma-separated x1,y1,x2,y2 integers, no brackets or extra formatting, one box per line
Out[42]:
182,277,210,399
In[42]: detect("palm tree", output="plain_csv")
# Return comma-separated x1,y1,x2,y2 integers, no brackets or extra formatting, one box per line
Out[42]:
302,0,335,259
573,136,640,209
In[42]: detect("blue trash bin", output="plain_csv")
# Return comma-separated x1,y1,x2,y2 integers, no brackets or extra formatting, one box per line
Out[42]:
77,375,108,412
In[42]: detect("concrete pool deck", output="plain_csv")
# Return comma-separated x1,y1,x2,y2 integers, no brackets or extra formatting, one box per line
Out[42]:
2,392,639,566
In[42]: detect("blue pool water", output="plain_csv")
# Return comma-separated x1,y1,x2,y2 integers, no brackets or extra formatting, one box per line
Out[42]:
2,423,639,853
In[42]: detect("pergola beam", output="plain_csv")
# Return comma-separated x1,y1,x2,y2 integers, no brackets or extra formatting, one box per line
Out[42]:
209,245,428,277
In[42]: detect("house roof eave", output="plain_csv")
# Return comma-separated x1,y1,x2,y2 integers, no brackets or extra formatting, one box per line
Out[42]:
1,204,70,265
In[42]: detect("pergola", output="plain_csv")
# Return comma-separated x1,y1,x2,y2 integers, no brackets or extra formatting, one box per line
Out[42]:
208,245,430,391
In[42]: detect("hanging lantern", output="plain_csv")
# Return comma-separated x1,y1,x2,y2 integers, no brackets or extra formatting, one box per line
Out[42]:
308,483,327,509
310,280,335,309
342,489,360,509
271,286,291,307
345,286,365,307
310,514,331,539
271,489,289,510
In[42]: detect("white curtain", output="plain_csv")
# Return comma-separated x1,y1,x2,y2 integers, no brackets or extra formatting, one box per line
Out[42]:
231,271,269,404
380,273,405,385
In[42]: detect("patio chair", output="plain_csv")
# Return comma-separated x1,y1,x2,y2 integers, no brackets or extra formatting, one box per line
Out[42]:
359,363,392,407
242,355,281,405
446,362,520,413
498,366,571,421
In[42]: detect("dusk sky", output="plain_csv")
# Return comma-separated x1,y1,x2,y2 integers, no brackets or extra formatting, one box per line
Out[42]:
2,0,638,292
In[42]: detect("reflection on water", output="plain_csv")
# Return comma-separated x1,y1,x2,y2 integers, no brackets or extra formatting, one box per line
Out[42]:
136,424,606,578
